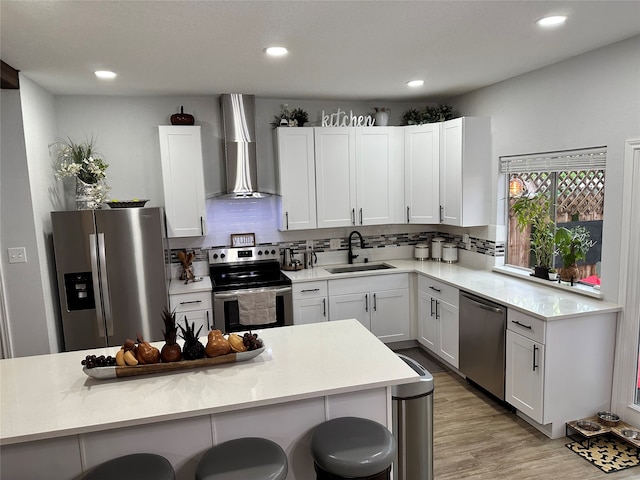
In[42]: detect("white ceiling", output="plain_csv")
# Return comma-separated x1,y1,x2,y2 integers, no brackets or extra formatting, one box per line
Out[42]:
1,1,639,100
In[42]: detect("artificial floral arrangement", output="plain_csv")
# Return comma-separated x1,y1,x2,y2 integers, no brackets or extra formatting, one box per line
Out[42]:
52,136,110,209
270,104,309,128
402,104,457,125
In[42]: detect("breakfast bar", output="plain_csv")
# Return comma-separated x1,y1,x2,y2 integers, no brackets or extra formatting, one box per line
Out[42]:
0,319,418,480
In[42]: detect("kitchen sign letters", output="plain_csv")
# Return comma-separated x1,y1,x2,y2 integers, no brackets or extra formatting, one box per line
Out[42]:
322,108,375,127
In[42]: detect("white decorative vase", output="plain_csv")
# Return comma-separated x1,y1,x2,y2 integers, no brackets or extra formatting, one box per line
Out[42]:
76,178,107,210
374,110,389,126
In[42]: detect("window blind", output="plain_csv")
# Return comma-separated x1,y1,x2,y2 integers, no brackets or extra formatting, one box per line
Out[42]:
499,146,606,173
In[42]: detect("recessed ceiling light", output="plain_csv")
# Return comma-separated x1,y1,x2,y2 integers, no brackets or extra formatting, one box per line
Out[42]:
407,80,424,88
264,46,288,57
94,70,117,79
537,15,567,27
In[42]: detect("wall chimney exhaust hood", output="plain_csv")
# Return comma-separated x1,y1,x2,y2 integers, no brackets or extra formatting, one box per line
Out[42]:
220,93,265,198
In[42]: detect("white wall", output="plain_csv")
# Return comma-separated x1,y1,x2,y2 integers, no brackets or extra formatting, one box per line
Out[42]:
0,89,51,356
54,96,225,200
452,35,640,302
20,75,64,353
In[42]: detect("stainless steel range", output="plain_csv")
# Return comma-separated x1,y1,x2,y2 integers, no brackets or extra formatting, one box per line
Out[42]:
209,246,293,333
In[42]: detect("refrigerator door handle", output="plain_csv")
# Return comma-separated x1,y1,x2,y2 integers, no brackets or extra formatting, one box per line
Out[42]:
97,233,114,336
89,233,107,338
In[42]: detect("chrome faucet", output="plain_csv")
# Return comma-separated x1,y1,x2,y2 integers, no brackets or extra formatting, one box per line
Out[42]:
348,231,365,264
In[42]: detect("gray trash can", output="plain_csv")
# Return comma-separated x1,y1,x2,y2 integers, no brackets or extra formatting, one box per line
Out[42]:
392,354,434,480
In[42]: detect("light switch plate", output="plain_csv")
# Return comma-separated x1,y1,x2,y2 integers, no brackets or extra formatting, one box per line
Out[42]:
8,247,27,264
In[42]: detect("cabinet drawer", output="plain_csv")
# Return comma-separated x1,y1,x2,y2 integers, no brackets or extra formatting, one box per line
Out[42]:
170,291,212,313
293,281,328,299
507,309,546,344
418,275,458,306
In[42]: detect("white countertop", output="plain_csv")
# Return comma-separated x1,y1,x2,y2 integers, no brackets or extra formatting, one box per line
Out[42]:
169,275,212,295
283,260,621,321
0,319,418,445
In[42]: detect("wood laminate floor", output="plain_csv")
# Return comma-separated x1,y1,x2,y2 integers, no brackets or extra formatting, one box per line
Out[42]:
432,370,640,479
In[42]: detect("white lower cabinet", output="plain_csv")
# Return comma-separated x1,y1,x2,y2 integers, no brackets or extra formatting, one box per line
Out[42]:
417,276,459,368
169,291,213,335
506,329,545,423
504,309,616,438
328,274,409,343
293,281,328,325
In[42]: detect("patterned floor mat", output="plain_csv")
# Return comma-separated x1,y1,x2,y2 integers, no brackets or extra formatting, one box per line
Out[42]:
566,436,640,473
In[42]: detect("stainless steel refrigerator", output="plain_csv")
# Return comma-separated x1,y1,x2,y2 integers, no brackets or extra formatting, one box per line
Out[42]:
51,208,168,351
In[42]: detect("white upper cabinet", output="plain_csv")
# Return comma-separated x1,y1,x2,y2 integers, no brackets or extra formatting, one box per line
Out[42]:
404,124,440,224
315,127,402,228
315,127,357,228
275,128,317,231
356,127,403,226
439,117,491,226
158,126,207,238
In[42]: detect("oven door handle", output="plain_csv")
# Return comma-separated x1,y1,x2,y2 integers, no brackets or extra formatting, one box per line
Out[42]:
214,286,292,300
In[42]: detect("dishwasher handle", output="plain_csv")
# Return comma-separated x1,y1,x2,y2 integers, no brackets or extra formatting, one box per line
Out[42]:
460,292,504,315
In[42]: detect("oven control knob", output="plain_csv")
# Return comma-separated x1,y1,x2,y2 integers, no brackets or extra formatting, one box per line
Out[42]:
271,249,276,255
258,250,263,255
212,253,218,259
220,253,226,259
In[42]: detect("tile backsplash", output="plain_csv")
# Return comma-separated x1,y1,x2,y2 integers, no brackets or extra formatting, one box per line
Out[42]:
167,195,505,268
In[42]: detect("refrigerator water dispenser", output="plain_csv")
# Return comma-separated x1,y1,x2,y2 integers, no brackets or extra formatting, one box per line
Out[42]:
64,272,95,311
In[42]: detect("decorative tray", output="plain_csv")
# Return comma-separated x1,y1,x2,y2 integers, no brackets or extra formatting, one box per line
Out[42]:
83,346,265,380
105,199,149,208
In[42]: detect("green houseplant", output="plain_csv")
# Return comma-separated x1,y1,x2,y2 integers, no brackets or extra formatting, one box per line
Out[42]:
52,136,110,209
554,225,595,282
270,104,309,128
511,193,556,279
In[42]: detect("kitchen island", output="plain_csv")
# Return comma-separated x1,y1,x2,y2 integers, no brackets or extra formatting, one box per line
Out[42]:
0,319,418,480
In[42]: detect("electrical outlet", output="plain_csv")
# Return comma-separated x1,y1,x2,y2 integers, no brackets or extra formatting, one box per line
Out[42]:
306,240,313,251
463,233,471,249
330,238,341,250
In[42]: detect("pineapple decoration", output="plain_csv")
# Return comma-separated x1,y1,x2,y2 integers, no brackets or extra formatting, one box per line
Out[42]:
178,320,206,360
160,308,182,363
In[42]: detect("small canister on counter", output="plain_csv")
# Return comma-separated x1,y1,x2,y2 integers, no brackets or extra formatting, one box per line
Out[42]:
414,243,430,260
442,243,458,263
431,237,445,261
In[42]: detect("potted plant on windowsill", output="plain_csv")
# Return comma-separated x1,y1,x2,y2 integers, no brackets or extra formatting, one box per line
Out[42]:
512,193,556,280
554,225,596,283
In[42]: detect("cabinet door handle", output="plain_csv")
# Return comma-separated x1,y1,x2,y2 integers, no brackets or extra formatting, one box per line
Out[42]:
322,298,326,317
430,298,435,317
180,300,202,305
439,205,444,223
407,206,410,223
512,320,532,330
206,310,210,330
435,300,440,320
373,293,377,311
359,208,363,225
533,344,539,371
351,208,356,226
200,216,205,235
285,211,289,230
429,286,441,293
365,293,369,312
301,288,320,293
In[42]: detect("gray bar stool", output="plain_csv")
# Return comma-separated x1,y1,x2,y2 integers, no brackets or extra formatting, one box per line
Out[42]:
311,417,396,480
196,437,288,480
83,453,175,480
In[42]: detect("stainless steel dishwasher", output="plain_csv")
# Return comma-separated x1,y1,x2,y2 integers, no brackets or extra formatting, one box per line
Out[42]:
459,291,507,400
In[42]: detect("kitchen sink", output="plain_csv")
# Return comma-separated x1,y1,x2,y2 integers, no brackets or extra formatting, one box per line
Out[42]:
325,263,396,274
